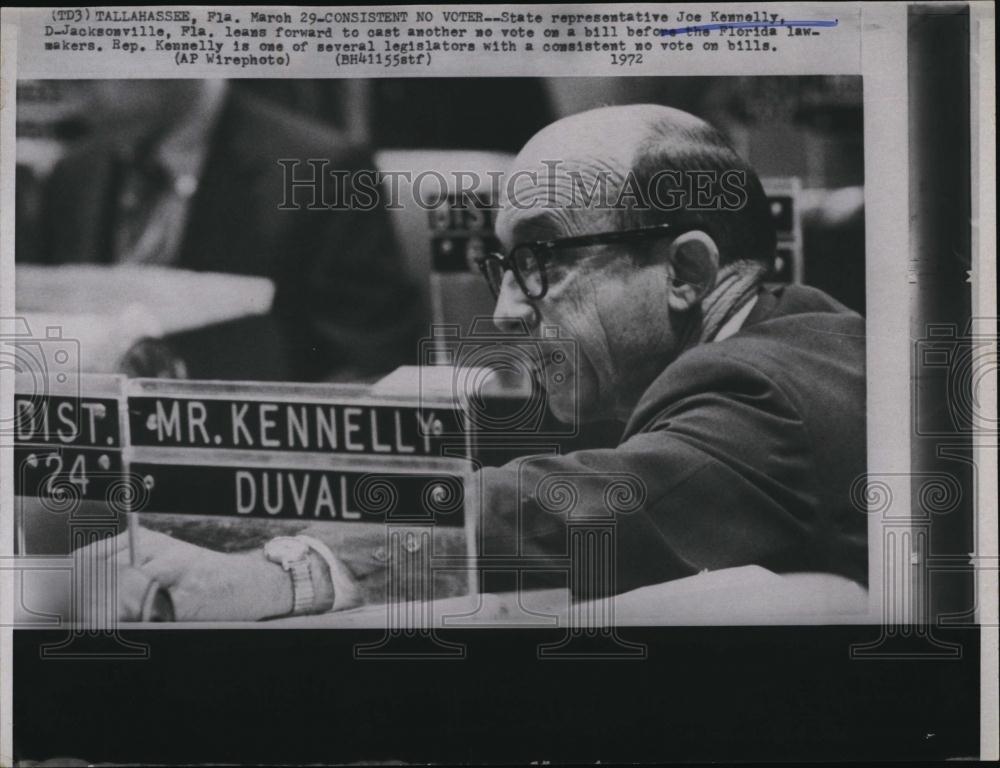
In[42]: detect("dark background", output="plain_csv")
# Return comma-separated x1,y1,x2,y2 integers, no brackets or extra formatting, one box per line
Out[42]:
14,627,981,764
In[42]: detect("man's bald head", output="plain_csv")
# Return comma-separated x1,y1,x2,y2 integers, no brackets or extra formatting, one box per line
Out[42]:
499,104,775,267
490,105,775,422
515,103,711,173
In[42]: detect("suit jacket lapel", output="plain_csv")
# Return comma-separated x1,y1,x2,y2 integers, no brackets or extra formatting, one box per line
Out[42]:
742,284,781,329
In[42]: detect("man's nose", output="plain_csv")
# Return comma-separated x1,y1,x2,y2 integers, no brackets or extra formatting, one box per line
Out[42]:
492,270,538,334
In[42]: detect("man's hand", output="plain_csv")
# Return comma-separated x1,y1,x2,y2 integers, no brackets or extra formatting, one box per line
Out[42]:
77,528,293,622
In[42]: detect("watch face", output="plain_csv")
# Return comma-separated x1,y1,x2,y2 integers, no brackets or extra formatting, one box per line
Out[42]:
264,537,309,564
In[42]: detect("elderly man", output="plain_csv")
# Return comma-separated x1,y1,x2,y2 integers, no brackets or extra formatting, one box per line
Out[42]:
474,105,866,596
91,104,867,620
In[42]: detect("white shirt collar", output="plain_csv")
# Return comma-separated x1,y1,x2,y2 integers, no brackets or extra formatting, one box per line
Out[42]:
155,80,228,198
713,295,759,342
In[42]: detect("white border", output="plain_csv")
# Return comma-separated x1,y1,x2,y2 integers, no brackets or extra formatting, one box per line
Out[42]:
971,1,998,760
1,2,995,760
0,10,19,766
861,3,910,625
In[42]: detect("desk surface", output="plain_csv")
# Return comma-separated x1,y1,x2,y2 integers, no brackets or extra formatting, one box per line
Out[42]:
265,566,870,628
14,560,870,629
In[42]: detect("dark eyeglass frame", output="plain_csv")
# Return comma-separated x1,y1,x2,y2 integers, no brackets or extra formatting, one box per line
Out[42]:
474,222,678,300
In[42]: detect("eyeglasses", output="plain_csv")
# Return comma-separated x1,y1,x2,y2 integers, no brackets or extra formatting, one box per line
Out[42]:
474,222,677,300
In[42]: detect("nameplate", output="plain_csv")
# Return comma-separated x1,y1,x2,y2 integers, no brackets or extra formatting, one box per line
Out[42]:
13,395,122,448
12,377,476,510
14,445,125,502
13,374,126,501
128,396,464,455
125,379,467,457
131,463,467,525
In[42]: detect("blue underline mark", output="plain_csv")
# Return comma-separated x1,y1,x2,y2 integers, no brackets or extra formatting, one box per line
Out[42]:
658,19,839,37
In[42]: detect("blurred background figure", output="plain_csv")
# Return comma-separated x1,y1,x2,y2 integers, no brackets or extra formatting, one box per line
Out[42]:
15,79,426,382
15,76,864,384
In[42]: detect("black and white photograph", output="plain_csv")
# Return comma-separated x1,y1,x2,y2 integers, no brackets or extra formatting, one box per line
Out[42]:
0,3,995,765
11,73,871,623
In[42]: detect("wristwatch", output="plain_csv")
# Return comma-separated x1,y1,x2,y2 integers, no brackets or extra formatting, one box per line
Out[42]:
263,536,317,616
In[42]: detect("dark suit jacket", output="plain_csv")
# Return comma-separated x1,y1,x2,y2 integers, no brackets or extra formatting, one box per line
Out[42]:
24,89,426,381
481,284,868,593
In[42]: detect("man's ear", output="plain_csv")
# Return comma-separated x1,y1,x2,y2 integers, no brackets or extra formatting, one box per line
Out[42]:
664,230,719,312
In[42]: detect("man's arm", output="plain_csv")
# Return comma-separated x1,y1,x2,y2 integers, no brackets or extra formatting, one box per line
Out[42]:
478,359,833,596
99,355,852,619
77,528,297,622
295,357,828,604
